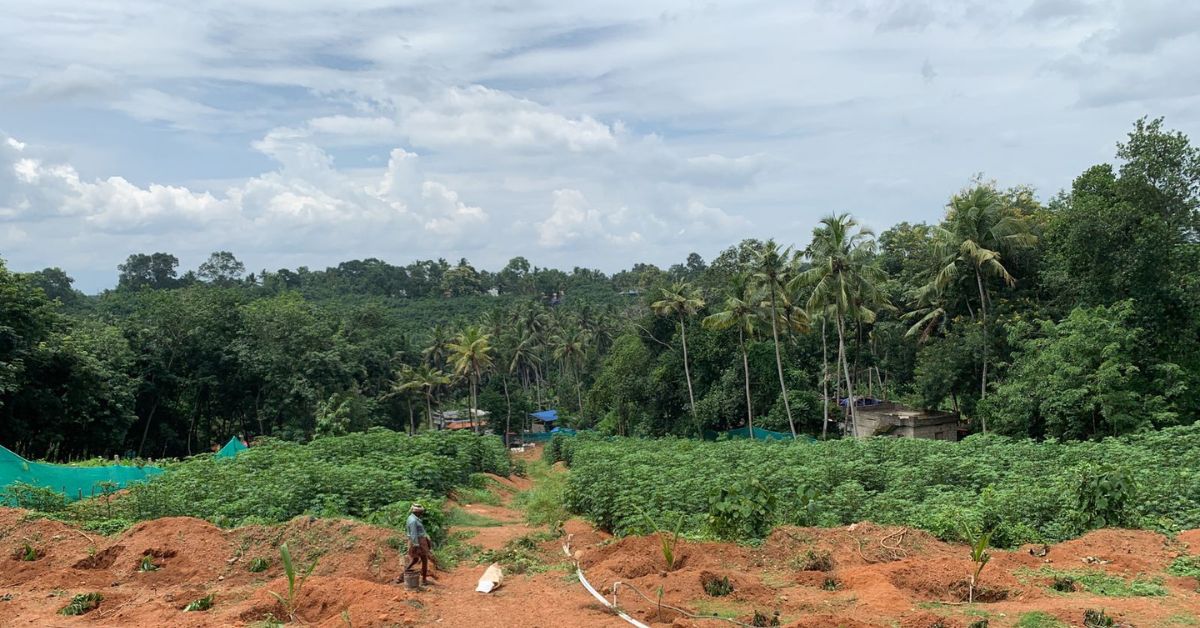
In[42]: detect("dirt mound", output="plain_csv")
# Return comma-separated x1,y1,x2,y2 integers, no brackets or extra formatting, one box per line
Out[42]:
236,575,417,627
887,556,1024,603
764,523,955,570
1178,529,1200,553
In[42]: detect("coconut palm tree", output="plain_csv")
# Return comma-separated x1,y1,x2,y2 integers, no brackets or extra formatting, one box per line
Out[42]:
422,324,453,369
449,326,493,433
795,213,891,438
651,281,706,435
752,240,799,438
702,273,762,439
914,185,1036,429
552,325,590,413
391,364,451,431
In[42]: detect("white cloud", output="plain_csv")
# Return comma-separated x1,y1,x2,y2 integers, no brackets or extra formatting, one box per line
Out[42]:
400,86,619,153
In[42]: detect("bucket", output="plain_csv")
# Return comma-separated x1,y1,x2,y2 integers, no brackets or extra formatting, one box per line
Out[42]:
403,570,421,590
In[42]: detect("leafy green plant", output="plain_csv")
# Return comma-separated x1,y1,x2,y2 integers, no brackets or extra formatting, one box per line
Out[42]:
249,557,269,573
269,543,318,621
821,577,840,591
960,522,993,603
636,505,684,570
1074,467,1136,530
17,542,39,561
701,573,734,597
750,609,780,627
59,592,102,616
706,478,776,540
138,554,158,572
792,549,833,572
183,594,214,612
1083,608,1115,628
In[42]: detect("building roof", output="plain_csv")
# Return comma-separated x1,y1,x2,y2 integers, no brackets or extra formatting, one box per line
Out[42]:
530,409,559,422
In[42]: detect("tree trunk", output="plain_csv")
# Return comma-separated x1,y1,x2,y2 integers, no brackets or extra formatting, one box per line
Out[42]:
678,317,702,436
503,375,512,446
426,394,435,430
769,283,797,438
821,317,829,440
739,328,755,440
407,397,415,435
975,268,989,434
838,317,858,437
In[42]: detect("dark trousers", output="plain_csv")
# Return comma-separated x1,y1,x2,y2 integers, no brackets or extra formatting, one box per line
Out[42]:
405,542,429,578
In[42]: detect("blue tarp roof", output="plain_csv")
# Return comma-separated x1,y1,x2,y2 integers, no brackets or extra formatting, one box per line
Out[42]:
530,409,559,422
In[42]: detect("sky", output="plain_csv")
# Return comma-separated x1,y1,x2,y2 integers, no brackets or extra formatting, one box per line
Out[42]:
1,0,1198,292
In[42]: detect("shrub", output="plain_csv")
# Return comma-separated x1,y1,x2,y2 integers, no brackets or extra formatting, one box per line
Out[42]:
701,573,733,597
59,592,102,616
707,479,776,540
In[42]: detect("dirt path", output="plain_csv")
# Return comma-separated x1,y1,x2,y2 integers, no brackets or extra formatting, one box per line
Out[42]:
413,445,622,627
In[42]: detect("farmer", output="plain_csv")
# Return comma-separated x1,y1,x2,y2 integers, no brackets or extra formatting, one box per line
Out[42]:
404,503,437,585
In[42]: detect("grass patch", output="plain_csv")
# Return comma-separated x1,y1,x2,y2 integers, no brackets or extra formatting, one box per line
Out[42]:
1165,614,1200,626
1167,555,1200,578
453,486,502,507
691,598,749,620
432,529,481,568
477,531,558,575
1027,567,1167,597
444,508,504,528
513,460,569,528
1017,611,1067,628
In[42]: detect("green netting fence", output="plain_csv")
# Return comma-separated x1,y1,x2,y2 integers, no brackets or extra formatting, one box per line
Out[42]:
704,426,814,442
0,444,163,503
214,436,248,459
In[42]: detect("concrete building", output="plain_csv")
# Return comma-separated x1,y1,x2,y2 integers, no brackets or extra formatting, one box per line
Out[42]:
850,402,961,441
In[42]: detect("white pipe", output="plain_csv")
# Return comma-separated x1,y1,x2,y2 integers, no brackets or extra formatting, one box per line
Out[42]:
563,539,651,628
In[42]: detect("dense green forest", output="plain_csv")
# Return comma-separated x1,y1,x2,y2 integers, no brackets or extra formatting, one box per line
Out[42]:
2,117,1197,460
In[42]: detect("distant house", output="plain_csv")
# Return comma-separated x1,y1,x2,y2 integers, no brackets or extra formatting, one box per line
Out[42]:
432,409,490,431
529,409,559,433
848,402,961,441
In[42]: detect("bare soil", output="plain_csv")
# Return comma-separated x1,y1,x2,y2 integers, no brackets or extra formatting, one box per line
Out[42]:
1,446,1198,627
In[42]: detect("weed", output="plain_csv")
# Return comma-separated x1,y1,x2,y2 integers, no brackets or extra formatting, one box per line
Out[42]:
477,533,552,575
1167,555,1200,590
183,594,214,612
1050,575,1076,592
269,543,318,621
701,573,734,597
750,609,781,627
821,577,840,591
385,536,405,551
16,542,39,561
1016,611,1066,628
249,556,269,573
513,461,569,527
635,505,684,571
1083,608,1115,628
1032,567,1166,597
59,592,103,616
791,549,833,572
967,621,990,628
138,554,158,572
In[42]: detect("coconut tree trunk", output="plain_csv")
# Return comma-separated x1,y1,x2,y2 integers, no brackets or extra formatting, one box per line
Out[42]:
975,268,989,434
821,317,829,440
837,317,858,437
768,283,797,438
739,328,755,440
503,375,512,445
678,316,702,436
426,393,435,430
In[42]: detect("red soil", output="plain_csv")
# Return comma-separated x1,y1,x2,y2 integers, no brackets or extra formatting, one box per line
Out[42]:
2,451,1198,628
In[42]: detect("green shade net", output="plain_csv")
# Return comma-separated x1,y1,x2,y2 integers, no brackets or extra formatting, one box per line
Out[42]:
214,436,248,459
0,444,163,503
704,426,813,442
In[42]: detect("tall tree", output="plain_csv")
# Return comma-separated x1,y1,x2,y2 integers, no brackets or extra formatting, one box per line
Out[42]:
796,213,889,437
752,240,799,438
914,185,1036,429
449,326,493,433
702,274,761,438
651,281,706,435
